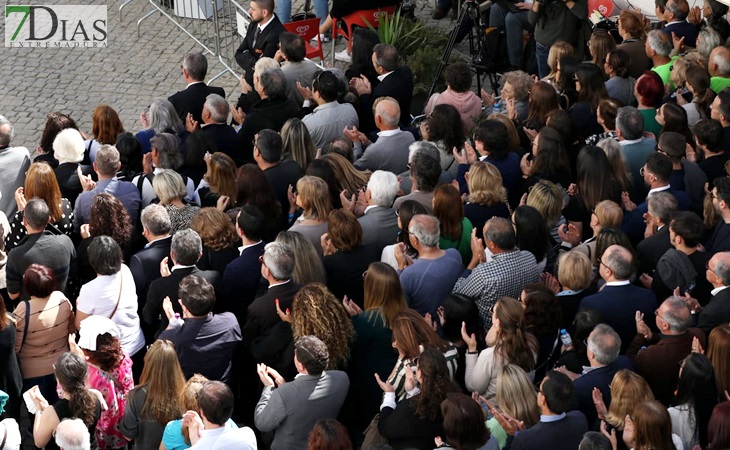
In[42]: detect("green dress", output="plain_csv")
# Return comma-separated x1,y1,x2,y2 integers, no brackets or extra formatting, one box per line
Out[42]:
640,108,663,137
439,217,474,266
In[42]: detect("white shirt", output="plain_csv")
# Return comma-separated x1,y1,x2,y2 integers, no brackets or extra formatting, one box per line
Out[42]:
619,137,644,146
76,264,145,356
189,426,257,450
256,15,275,34
647,184,671,196
711,285,730,296
239,240,263,255
377,128,401,137
605,280,631,286
377,71,394,82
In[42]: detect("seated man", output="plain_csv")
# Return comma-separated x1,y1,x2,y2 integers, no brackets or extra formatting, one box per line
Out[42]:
255,335,350,449
185,94,242,166
391,151,442,215
234,0,285,86
510,371,588,450
159,275,241,382
352,97,415,174
489,1,533,71
356,170,400,258
397,215,464,317
168,52,226,124
186,381,257,449
301,70,359,149
144,229,221,337
275,32,319,105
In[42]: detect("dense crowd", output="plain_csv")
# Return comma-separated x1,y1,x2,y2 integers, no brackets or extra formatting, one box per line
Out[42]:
3,0,730,448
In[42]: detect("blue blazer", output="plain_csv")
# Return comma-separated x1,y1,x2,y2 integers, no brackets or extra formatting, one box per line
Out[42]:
580,284,657,353
222,241,266,327
572,356,635,427
663,21,699,48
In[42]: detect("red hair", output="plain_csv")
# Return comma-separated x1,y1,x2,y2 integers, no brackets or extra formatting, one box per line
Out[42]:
636,71,664,108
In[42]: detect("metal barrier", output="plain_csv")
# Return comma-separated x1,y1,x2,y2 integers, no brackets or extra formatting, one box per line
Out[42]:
136,0,324,85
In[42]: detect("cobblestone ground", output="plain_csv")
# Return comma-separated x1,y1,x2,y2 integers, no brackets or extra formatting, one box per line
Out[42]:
0,0,471,150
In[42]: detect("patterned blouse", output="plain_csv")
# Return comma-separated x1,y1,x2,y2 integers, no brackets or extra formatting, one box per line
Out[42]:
5,199,73,251
87,356,134,449
165,204,200,235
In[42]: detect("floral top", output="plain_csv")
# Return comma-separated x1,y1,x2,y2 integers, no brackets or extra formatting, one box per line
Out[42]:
165,204,200,235
87,356,134,449
5,199,73,251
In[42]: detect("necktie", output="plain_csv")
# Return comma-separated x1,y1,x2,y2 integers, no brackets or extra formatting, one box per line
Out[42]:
253,27,261,46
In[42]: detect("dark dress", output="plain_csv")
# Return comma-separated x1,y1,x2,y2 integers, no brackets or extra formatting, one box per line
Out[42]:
197,245,240,274
0,317,22,418
46,397,102,450
323,245,377,307
379,397,446,450
121,387,170,450
464,202,511,240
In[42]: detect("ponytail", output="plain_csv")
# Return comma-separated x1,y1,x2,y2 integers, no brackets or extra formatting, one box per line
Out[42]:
68,384,97,427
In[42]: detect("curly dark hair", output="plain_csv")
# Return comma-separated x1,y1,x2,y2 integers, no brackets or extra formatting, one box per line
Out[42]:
39,112,78,154
444,62,473,93
522,283,563,337
89,193,132,250
411,349,461,421
85,332,125,372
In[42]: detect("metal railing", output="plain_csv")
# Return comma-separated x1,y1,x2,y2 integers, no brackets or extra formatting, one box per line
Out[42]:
135,0,324,85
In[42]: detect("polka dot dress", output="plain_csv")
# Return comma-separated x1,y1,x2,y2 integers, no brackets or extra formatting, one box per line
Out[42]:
5,198,74,251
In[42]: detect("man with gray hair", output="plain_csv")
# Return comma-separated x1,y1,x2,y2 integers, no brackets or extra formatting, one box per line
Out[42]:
398,141,454,195
635,190,679,276
580,245,657,352
570,324,633,425
168,51,226,124
73,144,141,230
661,0,697,47
0,114,30,218
130,204,172,317
353,170,400,257
689,251,730,335
144,229,221,337
238,67,299,164
616,106,656,202
132,133,195,207
453,217,539,328
629,296,704,404
55,418,91,450
186,93,242,166
351,97,415,174
396,214,464,317
392,150,443,214
645,30,674,84
709,45,730,93
244,241,300,348
6,198,76,301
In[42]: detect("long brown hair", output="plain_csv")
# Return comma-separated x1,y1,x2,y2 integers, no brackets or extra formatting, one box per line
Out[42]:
321,153,371,194
84,333,124,372
494,297,538,372
527,81,560,129
55,352,97,427
391,309,449,359
632,401,676,450
411,349,461,421
92,105,125,145
135,340,185,425
206,152,237,200
433,184,464,241
363,262,407,328
234,164,281,221
605,370,655,429
190,208,238,251
708,325,730,395
291,284,354,369
25,162,62,222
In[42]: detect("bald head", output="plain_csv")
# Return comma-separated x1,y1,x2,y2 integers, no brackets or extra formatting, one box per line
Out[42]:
602,244,633,280
658,297,691,333
374,97,400,129
408,214,440,248
710,46,730,77
709,251,730,286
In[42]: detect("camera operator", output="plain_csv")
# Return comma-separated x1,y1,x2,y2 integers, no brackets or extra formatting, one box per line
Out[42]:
528,0,588,78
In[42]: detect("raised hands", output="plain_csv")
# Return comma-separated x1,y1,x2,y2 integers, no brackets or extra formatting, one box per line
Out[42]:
461,321,478,353
275,298,291,323
593,387,608,420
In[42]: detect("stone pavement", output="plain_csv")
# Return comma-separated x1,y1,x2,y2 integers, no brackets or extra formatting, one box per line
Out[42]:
0,0,468,151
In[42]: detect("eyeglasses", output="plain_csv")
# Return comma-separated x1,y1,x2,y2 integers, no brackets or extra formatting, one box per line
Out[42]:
654,308,667,322
706,261,718,275
598,258,613,272
572,74,579,81
362,270,368,279
258,255,267,267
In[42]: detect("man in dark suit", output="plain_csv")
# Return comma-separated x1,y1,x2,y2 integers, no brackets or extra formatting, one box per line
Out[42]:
580,245,658,353
130,204,173,318
184,93,243,166
510,371,588,450
660,0,698,48
255,336,350,449
222,205,267,327
144,229,221,337
351,44,414,134
570,324,634,426
244,241,301,348
234,0,285,86
254,129,303,224
168,52,226,124
635,191,677,275
695,251,730,336
357,170,400,259
628,297,705,405
236,68,300,163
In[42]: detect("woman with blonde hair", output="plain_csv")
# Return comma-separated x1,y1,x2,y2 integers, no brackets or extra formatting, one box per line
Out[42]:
341,262,408,437
707,324,730,396
321,152,370,195
276,231,326,285
122,340,186,448
544,42,575,90
288,176,333,255
593,369,655,449
551,251,594,329
465,162,511,240
5,161,74,251
282,118,316,172
526,179,568,243
160,374,237,450
387,308,459,400
189,208,240,273
462,297,538,402
194,152,237,208
153,170,201,234
484,364,540,449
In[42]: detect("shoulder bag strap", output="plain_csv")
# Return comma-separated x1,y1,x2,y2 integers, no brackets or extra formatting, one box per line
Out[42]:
108,273,123,320
19,300,30,353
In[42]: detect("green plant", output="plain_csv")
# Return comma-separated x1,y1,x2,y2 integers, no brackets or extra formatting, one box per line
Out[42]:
364,10,426,58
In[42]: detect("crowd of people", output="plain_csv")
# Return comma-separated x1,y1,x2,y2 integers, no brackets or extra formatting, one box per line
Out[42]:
3,0,730,448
